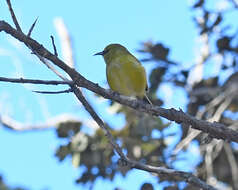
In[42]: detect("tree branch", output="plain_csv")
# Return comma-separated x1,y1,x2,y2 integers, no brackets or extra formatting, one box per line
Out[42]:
33,88,72,94
71,85,217,190
5,0,69,81
50,35,58,56
27,17,38,37
0,15,230,189
0,114,87,131
1,114,55,131
123,159,217,190
3,106,214,190
1,20,238,144
6,0,22,32
0,76,72,85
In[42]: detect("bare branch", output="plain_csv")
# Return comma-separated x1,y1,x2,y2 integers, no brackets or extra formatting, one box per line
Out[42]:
1,20,238,144
34,54,69,81
72,85,126,159
0,2,217,189
123,159,217,190
5,0,68,81
224,143,238,189
50,35,58,56
0,114,82,131
72,83,217,190
0,114,54,131
27,17,38,37
6,0,22,32
33,88,72,94
173,85,238,154
0,16,233,189
0,76,72,85
0,113,98,131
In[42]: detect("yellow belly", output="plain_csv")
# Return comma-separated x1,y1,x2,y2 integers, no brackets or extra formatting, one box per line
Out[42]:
106,58,147,98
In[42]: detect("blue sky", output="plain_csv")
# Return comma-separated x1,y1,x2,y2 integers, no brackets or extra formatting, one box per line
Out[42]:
0,0,207,189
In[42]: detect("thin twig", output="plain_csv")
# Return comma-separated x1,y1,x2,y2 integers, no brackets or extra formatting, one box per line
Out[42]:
33,88,72,94
27,17,38,37
6,0,22,32
34,53,69,81
125,159,217,190
50,35,58,56
0,114,84,131
0,76,72,85
0,114,56,131
5,0,68,81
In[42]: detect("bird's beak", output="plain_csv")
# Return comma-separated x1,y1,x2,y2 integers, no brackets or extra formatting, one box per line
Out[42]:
94,51,105,56
94,49,109,56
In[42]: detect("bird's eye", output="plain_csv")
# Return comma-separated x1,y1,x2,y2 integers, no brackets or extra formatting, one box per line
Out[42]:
103,49,109,55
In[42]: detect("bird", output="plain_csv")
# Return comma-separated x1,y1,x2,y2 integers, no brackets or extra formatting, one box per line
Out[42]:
94,43,152,104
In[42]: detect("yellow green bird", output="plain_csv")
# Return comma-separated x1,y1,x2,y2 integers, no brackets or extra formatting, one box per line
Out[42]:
94,44,152,104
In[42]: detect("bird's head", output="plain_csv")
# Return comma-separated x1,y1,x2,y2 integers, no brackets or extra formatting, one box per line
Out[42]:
94,44,128,64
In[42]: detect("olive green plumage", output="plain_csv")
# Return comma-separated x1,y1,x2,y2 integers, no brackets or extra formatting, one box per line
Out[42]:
95,44,151,104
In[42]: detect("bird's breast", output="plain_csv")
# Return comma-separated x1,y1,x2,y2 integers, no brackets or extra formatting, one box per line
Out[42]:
106,59,147,98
